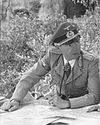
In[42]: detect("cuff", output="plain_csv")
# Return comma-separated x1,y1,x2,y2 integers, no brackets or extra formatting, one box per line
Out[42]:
10,98,21,104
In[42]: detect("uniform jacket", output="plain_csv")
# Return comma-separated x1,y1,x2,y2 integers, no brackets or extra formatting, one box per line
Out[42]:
20,46,100,108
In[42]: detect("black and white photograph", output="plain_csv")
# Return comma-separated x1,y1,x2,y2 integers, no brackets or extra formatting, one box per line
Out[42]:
0,0,100,125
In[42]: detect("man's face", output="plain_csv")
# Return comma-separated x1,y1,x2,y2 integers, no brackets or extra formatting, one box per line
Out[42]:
59,39,81,61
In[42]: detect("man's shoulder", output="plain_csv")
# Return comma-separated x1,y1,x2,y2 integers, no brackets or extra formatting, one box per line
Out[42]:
82,50,96,61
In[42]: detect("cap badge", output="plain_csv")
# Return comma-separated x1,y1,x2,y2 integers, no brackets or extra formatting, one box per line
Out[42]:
66,31,74,38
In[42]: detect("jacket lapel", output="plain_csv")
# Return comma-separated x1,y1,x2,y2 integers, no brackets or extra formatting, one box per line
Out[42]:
66,59,82,84
54,55,64,77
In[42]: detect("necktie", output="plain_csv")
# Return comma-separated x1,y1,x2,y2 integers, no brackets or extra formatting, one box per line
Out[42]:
59,62,71,100
64,62,71,78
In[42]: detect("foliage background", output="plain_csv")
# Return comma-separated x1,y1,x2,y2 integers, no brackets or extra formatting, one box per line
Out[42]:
0,0,100,98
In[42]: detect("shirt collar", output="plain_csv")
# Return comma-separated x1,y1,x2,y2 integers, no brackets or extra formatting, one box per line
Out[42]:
63,56,75,68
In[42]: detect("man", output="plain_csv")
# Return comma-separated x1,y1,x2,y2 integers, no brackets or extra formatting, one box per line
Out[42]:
1,22,100,112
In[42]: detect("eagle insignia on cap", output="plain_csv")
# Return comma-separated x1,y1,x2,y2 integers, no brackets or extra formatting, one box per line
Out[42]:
66,31,74,38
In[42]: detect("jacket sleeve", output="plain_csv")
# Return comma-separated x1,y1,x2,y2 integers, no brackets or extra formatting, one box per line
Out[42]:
69,58,100,108
11,51,51,101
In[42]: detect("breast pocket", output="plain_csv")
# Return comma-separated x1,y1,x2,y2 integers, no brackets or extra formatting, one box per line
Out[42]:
74,74,88,88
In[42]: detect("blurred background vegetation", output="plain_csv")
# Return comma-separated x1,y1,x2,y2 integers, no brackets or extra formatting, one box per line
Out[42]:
0,0,100,98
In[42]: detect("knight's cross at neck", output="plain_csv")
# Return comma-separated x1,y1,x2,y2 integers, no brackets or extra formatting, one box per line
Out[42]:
63,56,75,69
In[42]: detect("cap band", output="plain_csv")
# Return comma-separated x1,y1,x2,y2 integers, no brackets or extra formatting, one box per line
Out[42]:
54,33,79,46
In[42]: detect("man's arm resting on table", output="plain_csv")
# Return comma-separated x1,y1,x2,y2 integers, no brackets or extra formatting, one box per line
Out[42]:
69,58,100,108
10,77,34,102
1,77,34,112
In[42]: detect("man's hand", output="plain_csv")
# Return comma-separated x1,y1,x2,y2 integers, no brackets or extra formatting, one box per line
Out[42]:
87,104,100,112
1,99,20,112
48,94,70,109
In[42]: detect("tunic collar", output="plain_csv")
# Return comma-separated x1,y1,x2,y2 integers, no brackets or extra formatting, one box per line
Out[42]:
63,56,76,69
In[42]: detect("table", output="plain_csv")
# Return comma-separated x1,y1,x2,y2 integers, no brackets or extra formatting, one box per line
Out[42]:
0,95,100,125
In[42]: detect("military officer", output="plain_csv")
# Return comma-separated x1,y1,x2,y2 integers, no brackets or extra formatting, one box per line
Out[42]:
1,22,100,112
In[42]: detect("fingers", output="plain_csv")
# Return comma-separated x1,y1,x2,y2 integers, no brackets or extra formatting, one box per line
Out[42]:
49,101,53,105
8,100,20,112
1,100,20,112
49,101,56,107
87,105,100,112
8,105,19,112
1,101,11,111
48,97,56,107
49,99,54,105
48,95,54,104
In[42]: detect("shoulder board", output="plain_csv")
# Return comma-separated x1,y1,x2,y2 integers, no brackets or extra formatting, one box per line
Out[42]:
82,50,95,61
48,46,61,54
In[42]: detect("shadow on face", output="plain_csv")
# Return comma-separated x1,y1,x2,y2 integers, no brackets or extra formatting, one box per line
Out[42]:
59,37,81,61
